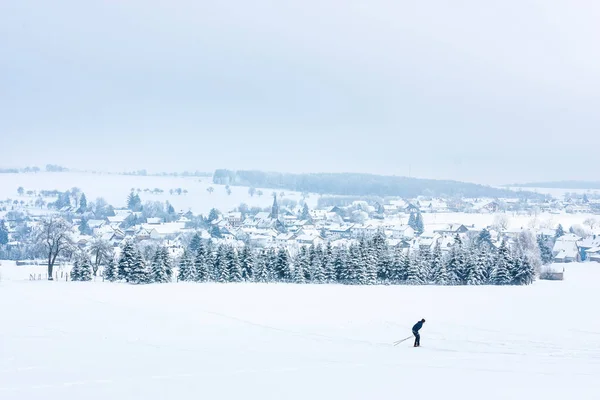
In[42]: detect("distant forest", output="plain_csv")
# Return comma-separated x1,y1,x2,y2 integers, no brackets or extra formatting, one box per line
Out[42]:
510,181,600,190
213,169,541,199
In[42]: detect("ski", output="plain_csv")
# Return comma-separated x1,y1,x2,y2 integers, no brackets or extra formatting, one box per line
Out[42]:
393,336,412,346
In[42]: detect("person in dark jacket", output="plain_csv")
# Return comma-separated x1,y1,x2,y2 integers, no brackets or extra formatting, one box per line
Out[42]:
412,319,425,347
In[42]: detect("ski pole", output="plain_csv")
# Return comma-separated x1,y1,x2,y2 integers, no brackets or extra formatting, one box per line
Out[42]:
393,335,413,346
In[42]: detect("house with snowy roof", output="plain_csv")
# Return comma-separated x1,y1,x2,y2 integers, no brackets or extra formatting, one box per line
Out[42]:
577,235,600,261
553,234,581,263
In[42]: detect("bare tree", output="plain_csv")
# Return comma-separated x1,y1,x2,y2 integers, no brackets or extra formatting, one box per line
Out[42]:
89,235,114,276
36,216,73,280
584,218,598,230
492,214,510,232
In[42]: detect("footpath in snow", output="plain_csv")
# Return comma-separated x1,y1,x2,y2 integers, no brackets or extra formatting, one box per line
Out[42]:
1,261,600,399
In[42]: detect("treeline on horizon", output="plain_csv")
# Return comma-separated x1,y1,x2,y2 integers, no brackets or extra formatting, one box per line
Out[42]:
213,169,543,199
510,181,600,190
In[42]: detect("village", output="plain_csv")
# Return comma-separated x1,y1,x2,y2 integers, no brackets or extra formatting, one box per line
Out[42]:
1,185,600,268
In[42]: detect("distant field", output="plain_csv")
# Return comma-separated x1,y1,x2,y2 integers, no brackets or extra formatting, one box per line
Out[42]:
0,172,318,214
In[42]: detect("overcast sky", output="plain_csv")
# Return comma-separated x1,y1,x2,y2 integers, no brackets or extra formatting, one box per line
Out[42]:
1,0,599,185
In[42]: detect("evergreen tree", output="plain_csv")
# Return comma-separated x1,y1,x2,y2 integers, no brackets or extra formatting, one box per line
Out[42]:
150,246,172,283
537,236,554,265
239,245,254,281
512,253,536,285
193,250,209,282
178,250,196,282
333,246,347,282
217,246,231,282
419,248,433,284
293,255,306,284
71,255,92,281
555,224,565,238
189,233,202,254
300,203,311,221
78,218,92,235
491,241,512,285
343,244,361,284
446,235,467,284
312,246,326,283
430,243,448,285
103,258,117,282
476,228,493,248
274,248,291,281
117,241,137,281
0,220,9,245
78,193,88,213
254,250,269,282
405,252,422,285
128,250,149,284
212,245,226,281
466,248,486,285
228,246,243,282
391,247,408,283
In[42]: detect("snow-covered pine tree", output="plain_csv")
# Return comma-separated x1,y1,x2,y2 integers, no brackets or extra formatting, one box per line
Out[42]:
212,245,226,282
293,255,306,284
391,246,408,284
265,247,277,281
537,236,554,265
419,247,433,284
333,246,347,283
228,246,243,283
253,250,269,283
466,247,486,285
71,254,93,281
150,246,171,283
555,224,565,238
161,247,173,282
446,235,467,284
103,258,117,282
117,241,137,281
361,238,377,285
405,251,422,285
342,244,361,284
491,240,512,285
216,246,230,283
430,242,448,285
311,245,326,283
476,228,493,248
189,233,202,254
274,247,291,282
178,249,196,282
128,250,149,284
239,245,254,281
512,253,536,285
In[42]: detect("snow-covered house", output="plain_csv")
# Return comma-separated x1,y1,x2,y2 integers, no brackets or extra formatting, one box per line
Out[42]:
577,235,600,261
553,234,581,263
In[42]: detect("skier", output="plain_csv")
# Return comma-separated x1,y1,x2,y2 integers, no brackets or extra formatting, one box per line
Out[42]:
412,318,425,347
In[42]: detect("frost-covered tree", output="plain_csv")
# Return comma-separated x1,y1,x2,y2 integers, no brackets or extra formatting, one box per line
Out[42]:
253,250,269,283
491,240,512,285
405,252,422,285
178,250,196,282
537,236,554,265
409,211,424,235
311,245,326,283
0,220,9,245
391,246,408,283
151,246,172,283
227,246,243,282
476,228,493,248
555,224,565,238
446,235,467,284
103,258,117,282
293,256,306,284
128,250,149,284
466,248,486,285
71,254,92,281
239,245,254,281
512,253,536,285
118,241,137,281
274,248,291,282
189,233,202,254
89,236,113,276
430,243,447,285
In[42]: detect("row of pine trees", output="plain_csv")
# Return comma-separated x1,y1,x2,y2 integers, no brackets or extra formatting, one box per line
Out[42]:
70,230,537,286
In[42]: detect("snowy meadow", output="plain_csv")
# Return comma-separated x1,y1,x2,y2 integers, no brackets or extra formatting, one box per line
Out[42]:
1,261,600,400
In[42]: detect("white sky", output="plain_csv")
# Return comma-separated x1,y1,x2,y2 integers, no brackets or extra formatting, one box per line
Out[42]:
1,0,599,185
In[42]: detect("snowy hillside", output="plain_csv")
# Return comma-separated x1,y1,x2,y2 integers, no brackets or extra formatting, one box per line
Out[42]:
1,261,599,399
0,172,318,214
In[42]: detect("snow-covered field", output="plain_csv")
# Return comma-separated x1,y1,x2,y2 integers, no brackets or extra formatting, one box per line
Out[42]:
1,261,599,399
0,172,317,214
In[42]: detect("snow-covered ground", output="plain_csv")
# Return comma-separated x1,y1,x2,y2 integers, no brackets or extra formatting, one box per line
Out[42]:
1,261,599,399
0,172,317,214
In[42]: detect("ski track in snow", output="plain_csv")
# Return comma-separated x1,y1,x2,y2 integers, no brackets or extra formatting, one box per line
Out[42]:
2,263,600,399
